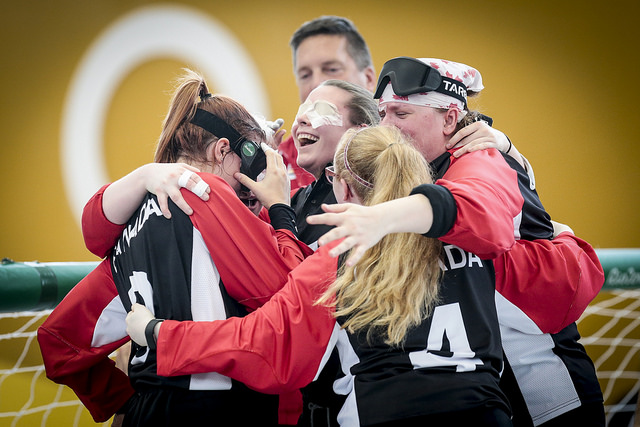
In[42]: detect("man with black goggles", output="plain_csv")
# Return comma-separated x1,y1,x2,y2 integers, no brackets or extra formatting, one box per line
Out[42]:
374,56,468,107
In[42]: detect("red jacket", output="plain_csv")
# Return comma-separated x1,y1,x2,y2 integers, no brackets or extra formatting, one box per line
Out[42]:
38,174,312,423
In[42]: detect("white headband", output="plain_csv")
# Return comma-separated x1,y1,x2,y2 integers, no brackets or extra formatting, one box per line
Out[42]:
379,58,484,123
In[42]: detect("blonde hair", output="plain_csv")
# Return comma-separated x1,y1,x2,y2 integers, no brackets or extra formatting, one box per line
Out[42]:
154,68,264,163
316,126,442,346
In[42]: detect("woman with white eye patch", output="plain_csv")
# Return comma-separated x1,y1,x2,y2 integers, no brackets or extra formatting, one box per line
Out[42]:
288,79,380,248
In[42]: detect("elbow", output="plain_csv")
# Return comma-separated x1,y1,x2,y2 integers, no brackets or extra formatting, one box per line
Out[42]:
481,232,516,260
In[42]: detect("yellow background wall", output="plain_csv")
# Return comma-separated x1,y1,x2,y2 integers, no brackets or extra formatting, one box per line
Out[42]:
1,0,638,264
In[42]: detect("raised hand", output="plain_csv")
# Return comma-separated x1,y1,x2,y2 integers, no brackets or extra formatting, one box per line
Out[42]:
234,144,291,209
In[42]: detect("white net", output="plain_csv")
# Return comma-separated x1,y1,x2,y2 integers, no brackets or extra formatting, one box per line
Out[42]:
576,289,640,426
0,310,110,427
1,292,638,426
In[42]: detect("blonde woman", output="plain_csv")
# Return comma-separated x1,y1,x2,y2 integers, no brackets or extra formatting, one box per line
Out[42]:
127,125,513,426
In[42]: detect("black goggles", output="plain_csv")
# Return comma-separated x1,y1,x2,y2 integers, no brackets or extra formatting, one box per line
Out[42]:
373,57,467,107
190,109,266,182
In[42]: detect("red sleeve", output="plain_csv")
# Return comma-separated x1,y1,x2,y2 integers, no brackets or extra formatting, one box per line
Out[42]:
279,135,316,192
188,174,313,311
156,245,339,394
495,232,604,333
37,260,133,422
438,148,524,259
258,206,270,223
81,184,125,258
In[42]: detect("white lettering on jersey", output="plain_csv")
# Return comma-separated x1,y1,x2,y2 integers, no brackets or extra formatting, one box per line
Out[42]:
113,197,164,263
441,244,485,271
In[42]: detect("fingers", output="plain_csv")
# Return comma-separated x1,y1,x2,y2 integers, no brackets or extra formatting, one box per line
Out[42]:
451,137,499,158
192,181,209,198
551,220,574,237
316,227,342,247
262,118,285,149
160,188,192,217
178,170,194,188
157,194,172,219
321,203,350,213
170,192,194,216
268,118,285,131
446,127,468,148
273,150,286,171
306,213,336,228
313,203,351,216
324,237,365,266
262,149,289,186
328,241,351,258
452,141,489,158
447,122,478,148
242,148,289,209
126,303,157,346
262,145,286,174
447,121,490,149
178,169,210,200
261,142,276,153
163,167,208,217
345,247,366,267
234,172,256,191
306,204,351,227
273,129,286,148
262,145,277,171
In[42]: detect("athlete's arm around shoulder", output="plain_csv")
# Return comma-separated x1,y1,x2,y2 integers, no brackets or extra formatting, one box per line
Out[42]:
188,173,313,311
82,184,127,258
494,231,604,333
37,260,133,422
155,243,340,393
82,163,210,258
437,148,523,258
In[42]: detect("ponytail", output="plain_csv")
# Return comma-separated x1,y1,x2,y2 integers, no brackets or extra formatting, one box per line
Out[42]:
154,68,264,164
316,126,442,346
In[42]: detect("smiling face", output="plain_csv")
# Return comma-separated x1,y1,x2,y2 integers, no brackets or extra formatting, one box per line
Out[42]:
291,84,356,179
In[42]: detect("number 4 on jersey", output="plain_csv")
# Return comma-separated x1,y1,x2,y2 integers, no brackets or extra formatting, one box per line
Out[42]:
409,302,483,372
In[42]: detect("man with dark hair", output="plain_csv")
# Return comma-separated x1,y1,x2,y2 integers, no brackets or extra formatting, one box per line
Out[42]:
289,15,376,101
280,16,377,190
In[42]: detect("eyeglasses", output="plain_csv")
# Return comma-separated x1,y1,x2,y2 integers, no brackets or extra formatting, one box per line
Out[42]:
325,165,336,184
373,56,443,99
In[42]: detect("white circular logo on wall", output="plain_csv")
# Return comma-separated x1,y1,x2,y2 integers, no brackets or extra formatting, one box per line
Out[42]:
61,5,269,225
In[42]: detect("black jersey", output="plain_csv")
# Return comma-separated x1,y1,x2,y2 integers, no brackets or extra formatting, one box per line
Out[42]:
494,154,604,425
291,170,336,248
109,189,284,424
334,247,508,425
